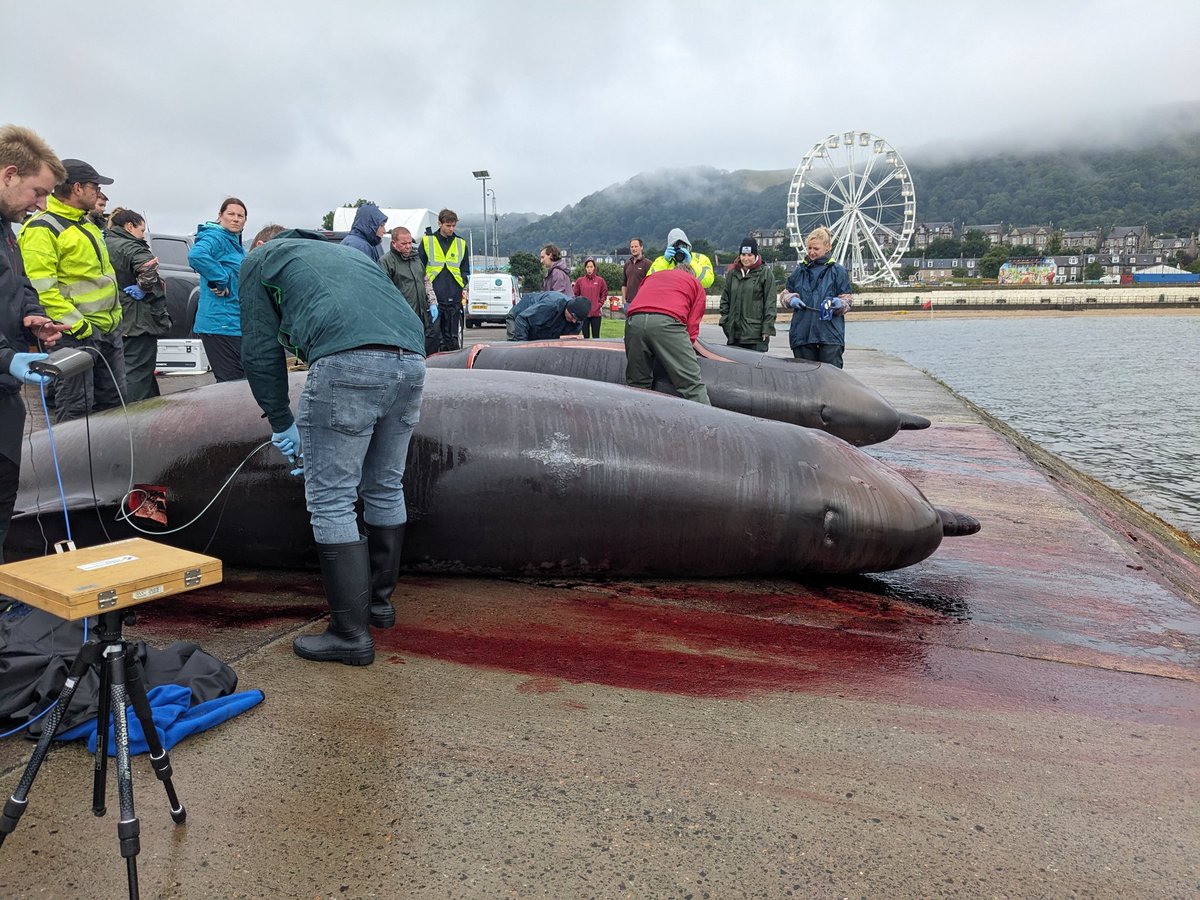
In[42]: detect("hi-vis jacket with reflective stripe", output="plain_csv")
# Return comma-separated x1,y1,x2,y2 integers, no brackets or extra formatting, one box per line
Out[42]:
18,195,120,338
647,251,715,290
421,232,467,287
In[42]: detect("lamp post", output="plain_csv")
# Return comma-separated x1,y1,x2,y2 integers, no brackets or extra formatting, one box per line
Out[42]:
486,188,498,265
472,169,489,268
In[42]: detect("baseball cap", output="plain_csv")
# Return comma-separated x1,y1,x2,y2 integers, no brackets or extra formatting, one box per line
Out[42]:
61,159,115,186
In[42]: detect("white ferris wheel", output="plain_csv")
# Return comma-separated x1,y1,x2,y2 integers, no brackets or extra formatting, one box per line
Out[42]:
786,131,915,286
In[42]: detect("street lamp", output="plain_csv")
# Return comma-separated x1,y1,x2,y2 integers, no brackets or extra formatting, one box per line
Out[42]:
486,188,498,264
472,169,489,267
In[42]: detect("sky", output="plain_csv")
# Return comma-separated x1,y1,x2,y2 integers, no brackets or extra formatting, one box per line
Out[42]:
7,0,1199,240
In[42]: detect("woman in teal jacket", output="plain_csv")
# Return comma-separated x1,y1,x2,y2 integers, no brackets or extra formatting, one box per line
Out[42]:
188,197,247,381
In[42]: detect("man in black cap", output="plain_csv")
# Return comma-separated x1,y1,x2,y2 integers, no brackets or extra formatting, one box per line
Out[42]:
505,292,590,342
18,158,126,421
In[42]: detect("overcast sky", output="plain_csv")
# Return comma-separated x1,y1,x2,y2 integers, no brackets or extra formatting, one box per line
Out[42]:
8,0,1198,239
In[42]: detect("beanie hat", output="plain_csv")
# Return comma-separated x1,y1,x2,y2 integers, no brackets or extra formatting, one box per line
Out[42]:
738,237,759,256
566,296,591,321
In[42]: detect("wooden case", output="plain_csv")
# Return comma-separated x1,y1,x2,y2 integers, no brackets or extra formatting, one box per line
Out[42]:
0,538,222,620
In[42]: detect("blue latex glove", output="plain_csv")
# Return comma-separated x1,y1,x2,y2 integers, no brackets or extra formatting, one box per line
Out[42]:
429,303,439,322
8,352,51,386
788,296,803,310
828,297,844,311
675,245,692,264
122,284,145,300
271,423,301,461
663,246,676,262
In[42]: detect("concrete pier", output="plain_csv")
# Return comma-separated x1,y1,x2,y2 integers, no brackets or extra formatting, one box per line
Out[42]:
1,331,1197,899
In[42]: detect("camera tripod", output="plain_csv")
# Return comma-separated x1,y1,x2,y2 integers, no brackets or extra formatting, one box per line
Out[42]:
0,609,187,900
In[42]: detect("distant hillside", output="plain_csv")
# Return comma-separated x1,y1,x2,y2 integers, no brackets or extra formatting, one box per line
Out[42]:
505,136,1200,253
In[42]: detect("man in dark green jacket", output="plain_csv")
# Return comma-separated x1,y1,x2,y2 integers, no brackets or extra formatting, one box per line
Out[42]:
240,227,427,666
380,226,440,356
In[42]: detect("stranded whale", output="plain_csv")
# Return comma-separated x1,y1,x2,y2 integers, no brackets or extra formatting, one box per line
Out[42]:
9,370,976,576
428,338,931,446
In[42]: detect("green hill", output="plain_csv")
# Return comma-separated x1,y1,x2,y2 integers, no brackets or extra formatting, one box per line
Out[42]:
505,135,1200,254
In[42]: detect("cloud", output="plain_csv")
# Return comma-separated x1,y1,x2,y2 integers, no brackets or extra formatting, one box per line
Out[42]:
7,0,1198,238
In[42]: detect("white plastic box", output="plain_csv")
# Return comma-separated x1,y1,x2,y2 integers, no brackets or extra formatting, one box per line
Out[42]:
155,339,210,375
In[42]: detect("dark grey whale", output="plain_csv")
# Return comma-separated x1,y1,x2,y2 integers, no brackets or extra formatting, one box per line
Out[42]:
9,370,975,576
428,338,931,446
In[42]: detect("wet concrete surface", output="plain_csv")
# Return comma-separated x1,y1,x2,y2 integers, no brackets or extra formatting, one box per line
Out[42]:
2,328,1198,898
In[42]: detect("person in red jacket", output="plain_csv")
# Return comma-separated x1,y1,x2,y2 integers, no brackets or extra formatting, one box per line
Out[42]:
624,266,710,405
572,257,607,339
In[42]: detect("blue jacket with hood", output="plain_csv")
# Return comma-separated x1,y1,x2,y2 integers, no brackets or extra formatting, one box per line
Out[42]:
785,254,852,347
189,222,246,336
340,204,387,263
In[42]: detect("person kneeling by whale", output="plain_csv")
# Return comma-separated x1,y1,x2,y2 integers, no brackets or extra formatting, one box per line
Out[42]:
624,265,711,405
240,225,427,666
505,291,590,341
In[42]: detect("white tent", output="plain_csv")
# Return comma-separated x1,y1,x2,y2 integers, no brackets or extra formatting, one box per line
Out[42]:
1133,263,1191,275
331,206,437,237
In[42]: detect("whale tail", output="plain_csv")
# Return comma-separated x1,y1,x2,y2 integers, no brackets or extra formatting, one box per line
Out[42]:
897,412,932,430
938,508,981,537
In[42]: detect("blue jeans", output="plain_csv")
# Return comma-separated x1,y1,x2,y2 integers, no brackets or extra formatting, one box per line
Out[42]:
297,349,426,544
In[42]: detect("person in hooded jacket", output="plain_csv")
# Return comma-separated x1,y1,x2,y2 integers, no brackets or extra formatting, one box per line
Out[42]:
781,226,853,368
340,203,387,263
573,257,607,339
646,227,714,289
718,236,775,352
540,244,573,295
506,292,589,342
105,208,172,401
188,197,247,381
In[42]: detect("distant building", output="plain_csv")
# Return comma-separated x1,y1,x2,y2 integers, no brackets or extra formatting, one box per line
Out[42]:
1149,233,1196,257
1061,229,1101,251
961,224,1004,245
750,228,788,249
1004,226,1051,251
1085,250,1164,278
913,222,954,249
899,256,977,283
1100,225,1147,253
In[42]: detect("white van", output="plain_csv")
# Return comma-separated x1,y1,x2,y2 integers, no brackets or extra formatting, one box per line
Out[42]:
466,273,520,328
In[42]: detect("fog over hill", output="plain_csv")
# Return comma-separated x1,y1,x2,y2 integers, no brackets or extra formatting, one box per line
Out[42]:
504,115,1200,255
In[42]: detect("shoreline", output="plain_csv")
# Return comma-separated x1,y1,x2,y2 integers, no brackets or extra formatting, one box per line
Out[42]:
697,305,1200,324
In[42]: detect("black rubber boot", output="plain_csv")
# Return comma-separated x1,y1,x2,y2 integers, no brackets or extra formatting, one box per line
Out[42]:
366,524,405,628
293,537,375,666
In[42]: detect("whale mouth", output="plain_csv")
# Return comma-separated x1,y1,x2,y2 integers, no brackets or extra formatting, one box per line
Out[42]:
937,508,981,536
897,412,932,430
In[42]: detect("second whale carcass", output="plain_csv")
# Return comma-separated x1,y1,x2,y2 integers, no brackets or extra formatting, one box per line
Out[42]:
10,369,976,576
428,337,931,446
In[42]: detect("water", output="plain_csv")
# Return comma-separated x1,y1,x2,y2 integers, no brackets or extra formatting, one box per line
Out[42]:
847,315,1200,538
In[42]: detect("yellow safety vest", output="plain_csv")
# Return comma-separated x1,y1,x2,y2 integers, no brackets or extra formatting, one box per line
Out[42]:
18,195,120,338
647,251,715,290
422,233,466,288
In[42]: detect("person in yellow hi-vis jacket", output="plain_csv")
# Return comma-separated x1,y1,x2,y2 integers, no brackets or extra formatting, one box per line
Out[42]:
645,227,714,290
419,208,470,352
18,158,125,422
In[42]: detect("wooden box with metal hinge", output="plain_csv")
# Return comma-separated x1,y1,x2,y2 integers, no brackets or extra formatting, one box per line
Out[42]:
0,538,222,620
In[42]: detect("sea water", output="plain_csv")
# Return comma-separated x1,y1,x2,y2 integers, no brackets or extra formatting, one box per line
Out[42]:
848,314,1200,538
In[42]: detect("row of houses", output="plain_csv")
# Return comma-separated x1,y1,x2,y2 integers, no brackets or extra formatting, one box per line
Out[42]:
749,224,1196,258
911,222,1196,256
899,251,1186,284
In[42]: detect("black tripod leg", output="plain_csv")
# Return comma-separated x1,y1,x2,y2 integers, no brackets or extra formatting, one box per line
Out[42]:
107,646,141,900
124,649,186,824
0,643,97,847
93,640,114,817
